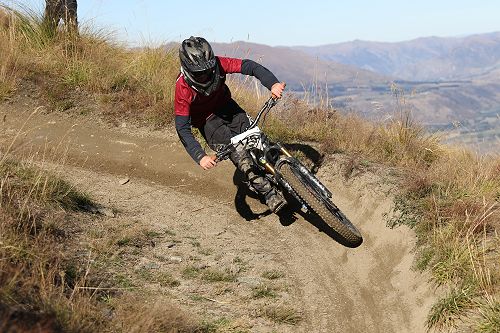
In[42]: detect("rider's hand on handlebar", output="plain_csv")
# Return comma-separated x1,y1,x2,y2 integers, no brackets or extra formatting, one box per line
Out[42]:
271,82,286,99
199,155,217,170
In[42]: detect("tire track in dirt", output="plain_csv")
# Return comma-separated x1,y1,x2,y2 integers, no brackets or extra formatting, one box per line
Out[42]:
1,100,435,332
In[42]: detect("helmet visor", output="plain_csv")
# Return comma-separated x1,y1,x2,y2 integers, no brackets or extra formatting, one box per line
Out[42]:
191,68,214,84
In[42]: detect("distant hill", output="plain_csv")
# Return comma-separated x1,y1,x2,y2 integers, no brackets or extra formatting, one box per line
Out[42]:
294,32,500,81
210,41,392,90
164,41,393,91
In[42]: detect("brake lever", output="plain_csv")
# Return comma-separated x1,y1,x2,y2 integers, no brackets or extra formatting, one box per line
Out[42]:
215,147,232,162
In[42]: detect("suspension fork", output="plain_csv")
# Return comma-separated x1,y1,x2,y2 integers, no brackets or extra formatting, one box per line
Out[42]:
279,145,293,158
248,149,276,175
257,156,276,175
274,143,333,200
256,139,292,172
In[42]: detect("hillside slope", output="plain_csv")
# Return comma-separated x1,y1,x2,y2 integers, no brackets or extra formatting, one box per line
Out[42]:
1,10,497,331
0,93,435,332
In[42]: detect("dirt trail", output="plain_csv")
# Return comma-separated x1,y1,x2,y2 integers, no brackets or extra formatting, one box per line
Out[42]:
0,98,435,332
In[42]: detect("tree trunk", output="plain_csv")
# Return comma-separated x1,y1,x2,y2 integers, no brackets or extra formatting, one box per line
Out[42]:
44,0,78,34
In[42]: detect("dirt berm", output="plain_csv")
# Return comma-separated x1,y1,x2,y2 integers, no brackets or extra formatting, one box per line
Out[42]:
0,96,435,332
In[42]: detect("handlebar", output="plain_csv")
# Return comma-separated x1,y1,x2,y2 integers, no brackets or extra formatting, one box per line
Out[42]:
248,97,278,130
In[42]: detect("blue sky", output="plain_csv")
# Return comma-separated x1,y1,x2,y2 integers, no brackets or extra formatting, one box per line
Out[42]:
9,0,500,46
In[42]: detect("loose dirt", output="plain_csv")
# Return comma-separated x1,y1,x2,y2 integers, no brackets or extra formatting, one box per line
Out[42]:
0,96,435,332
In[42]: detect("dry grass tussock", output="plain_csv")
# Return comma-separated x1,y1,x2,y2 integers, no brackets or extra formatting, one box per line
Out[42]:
0,157,103,332
389,147,499,331
0,154,208,331
0,4,179,125
257,94,441,169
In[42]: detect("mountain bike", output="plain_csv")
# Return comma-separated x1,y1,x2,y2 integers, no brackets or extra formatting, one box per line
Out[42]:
216,97,363,247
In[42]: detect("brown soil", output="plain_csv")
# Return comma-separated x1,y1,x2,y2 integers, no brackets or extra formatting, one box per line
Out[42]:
0,95,435,332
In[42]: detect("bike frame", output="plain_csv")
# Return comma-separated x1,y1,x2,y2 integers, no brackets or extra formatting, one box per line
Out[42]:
215,98,333,207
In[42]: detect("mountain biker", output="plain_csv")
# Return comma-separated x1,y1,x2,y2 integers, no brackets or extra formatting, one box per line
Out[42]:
175,36,287,213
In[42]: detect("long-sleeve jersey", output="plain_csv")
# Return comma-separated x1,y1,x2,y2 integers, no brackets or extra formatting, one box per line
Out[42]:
174,57,279,164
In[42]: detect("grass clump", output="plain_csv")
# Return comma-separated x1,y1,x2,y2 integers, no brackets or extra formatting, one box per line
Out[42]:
259,304,302,325
476,302,500,333
426,286,478,330
200,317,250,333
262,269,285,280
201,268,237,283
251,284,278,299
182,265,237,283
109,294,203,333
0,159,92,212
137,268,180,287
112,226,163,249
182,266,202,279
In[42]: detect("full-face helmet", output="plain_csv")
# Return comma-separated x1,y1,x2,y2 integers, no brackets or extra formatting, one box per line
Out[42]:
179,36,221,96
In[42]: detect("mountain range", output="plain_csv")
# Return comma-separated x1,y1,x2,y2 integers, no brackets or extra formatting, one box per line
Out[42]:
294,32,500,81
166,32,500,152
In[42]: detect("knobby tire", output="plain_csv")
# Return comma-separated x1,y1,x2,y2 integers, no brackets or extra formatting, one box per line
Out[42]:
280,163,362,247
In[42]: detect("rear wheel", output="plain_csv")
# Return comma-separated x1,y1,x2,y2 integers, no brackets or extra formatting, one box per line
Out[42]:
280,163,362,247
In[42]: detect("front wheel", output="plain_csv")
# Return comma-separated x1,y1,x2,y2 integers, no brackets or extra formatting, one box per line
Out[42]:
279,163,362,247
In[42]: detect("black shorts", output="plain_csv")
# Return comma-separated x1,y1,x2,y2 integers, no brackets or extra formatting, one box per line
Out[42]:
201,99,250,151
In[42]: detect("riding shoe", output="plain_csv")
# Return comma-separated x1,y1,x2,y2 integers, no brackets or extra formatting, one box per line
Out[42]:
266,191,287,213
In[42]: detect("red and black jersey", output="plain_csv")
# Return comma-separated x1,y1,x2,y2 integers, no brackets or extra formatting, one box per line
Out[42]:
175,57,242,128
174,57,279,164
